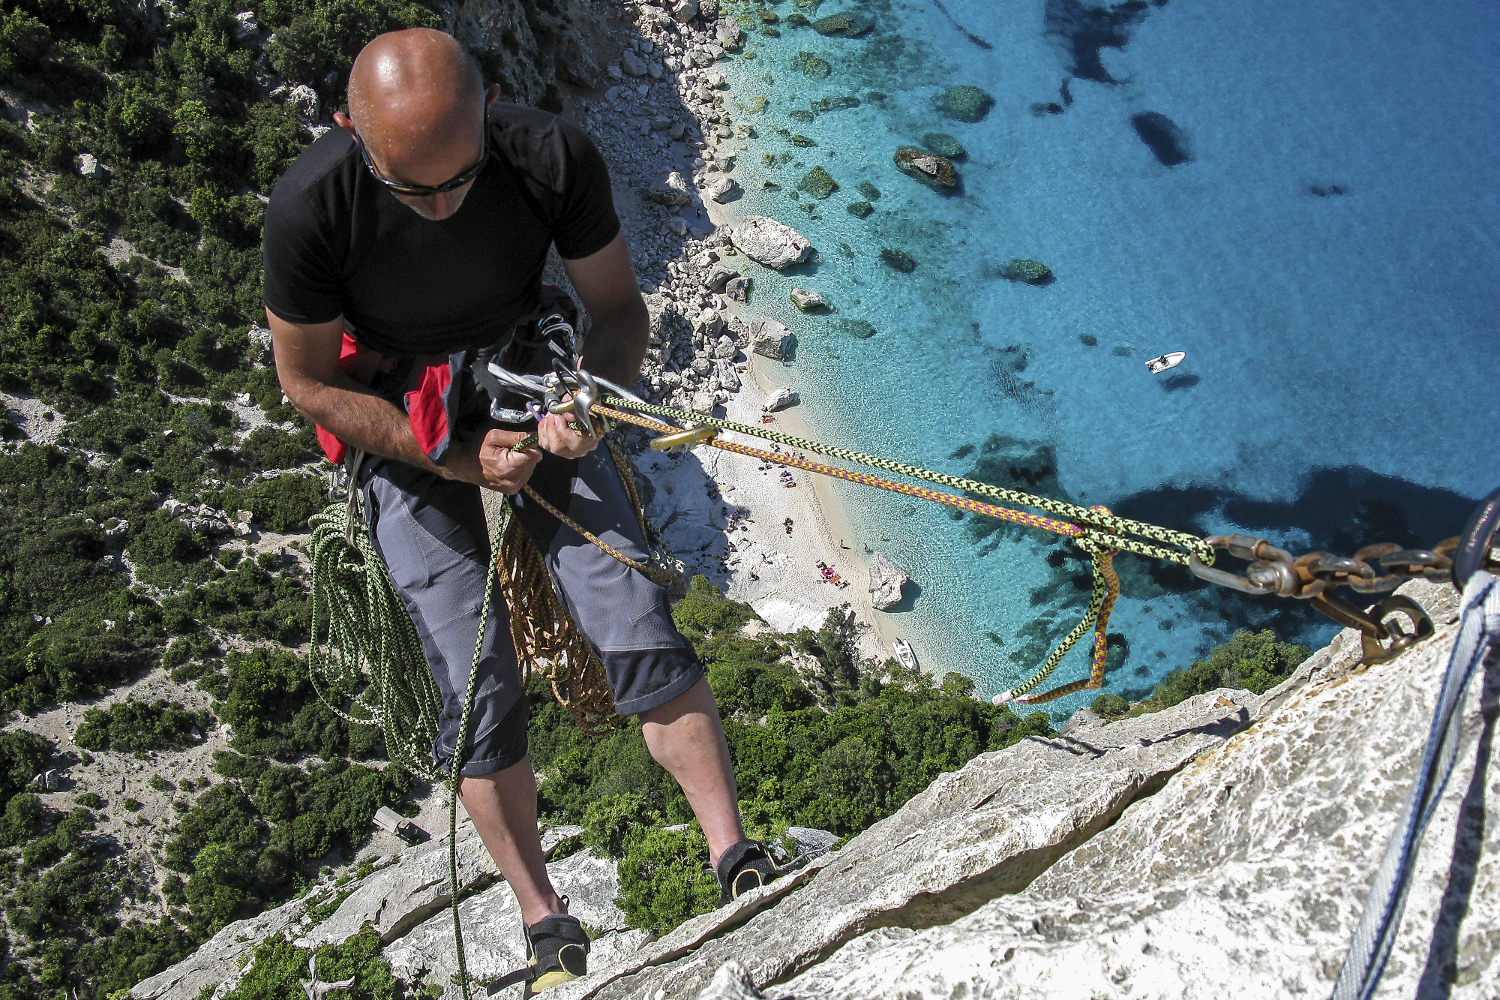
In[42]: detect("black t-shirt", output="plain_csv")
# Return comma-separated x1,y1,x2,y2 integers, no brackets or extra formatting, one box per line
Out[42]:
262,103,620,357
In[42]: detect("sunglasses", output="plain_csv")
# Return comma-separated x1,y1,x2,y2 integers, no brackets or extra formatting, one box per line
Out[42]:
354,125,489,197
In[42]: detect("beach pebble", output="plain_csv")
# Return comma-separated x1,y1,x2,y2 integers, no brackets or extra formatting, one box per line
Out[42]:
691,390,717,414
789,288,827,312
715,17,742,49
622,51,648,76
704,264,739,293
730,216,812,269
669,121,687,140
712,335,740,360
667,217,690,236
671,0,698,24
704,70,727,88
725,276,751,302
718,365,741,391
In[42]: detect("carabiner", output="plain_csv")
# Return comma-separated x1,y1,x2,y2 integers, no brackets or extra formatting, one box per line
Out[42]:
1453,484,1500,589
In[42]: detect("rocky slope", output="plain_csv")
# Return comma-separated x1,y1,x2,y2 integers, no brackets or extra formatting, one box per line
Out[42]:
132,577,1497,998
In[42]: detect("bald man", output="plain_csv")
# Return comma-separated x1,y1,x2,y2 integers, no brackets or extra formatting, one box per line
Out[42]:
262,29,782,995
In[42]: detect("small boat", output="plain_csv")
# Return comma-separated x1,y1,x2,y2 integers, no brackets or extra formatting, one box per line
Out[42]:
1145,351,1186,374
893,638,919,673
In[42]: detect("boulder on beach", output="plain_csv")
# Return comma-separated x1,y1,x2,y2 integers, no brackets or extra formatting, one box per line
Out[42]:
812,12,875,37
706,175,739,202
765,386,798,412
921,132,967,159
938,84,994,122
868,551,910,610
797,166,837,199
1002,258,1052,284
750,316,793,359
790,288,827,311
880,247,916,273
704,264,739,293
726,275,752,302
731,216,813,269
647,171,692,206
893,146,957,189
715,15,742,49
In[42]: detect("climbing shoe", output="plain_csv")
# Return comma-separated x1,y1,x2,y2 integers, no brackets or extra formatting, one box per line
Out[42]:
715,839,795,906
486,912,590,996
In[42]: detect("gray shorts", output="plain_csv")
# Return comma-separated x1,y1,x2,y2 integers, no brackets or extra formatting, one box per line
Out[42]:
362,447,702,777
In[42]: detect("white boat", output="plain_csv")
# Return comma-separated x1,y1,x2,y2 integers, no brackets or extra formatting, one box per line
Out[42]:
1145,351,1186,374
892,638,919,673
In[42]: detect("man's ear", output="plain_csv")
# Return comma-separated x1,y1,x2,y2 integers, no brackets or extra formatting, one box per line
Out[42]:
485,83,501,108
332,111,355,135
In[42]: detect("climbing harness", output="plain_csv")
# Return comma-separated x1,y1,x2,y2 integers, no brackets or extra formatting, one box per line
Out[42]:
1330,485,1500,1000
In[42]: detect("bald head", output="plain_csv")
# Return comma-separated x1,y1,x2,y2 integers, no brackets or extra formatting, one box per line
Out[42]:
347,28,485,150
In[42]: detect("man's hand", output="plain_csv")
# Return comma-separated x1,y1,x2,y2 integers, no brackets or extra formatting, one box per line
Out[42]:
444,428,544,494
537,410,599,459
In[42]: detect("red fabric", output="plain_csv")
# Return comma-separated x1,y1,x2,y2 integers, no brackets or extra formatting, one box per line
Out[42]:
405,359,453,457
315,332,385,464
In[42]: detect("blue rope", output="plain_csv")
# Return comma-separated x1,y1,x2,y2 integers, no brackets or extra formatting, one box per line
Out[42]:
1330,570,1500,1000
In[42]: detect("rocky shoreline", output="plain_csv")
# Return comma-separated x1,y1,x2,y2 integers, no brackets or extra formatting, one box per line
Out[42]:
560,1,905,661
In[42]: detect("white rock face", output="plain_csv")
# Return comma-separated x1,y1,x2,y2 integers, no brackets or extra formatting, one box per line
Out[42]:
287,84,319,122
232,10,259,44
76,153,102,179
648,171,692,206
730,216,812,269
867,551,909,610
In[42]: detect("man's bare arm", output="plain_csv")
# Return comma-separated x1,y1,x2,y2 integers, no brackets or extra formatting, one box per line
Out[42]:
565,233,650,388
538,234,650,457
266,309,540,492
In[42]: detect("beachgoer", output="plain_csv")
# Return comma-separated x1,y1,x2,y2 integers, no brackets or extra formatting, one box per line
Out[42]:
262,29,783,994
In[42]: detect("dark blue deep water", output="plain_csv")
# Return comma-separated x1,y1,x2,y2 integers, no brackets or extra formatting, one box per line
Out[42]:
715,0,1500,712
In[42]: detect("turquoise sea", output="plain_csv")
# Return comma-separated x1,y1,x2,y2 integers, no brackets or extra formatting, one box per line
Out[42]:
713,0,1500,714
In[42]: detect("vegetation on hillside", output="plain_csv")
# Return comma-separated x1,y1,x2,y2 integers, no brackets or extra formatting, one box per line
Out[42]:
1091,629,1311,721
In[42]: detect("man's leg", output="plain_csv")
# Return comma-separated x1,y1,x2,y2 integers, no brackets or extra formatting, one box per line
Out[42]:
364,462,566,923
639,679,745,866
512,449,747,863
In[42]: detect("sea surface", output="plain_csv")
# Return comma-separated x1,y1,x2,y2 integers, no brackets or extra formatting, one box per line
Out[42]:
714,0,1500,714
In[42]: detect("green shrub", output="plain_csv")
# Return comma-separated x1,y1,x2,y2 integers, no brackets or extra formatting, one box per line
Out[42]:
581,792,656,858
1091,693,1129,719
74,698,213,752
1150,630,1310,709
149,775,171,792
216,928,402,1000
121,797,142,812
75,792,102,809
0,730,53,802
615,825,719,936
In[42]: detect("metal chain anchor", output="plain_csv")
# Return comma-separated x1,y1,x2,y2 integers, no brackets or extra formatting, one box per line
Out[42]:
1186,532,1477,663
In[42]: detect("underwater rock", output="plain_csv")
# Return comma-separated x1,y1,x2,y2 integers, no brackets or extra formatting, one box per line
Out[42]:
1079,333,1098,346
747,96,768,113
1002,259,1052,284
811,94,861,114
893,146,957,189
833,318,877,339
790,288,827,311
731,216,813,269
811,12,874,37
793,51,833,78
797,166,837,199
790,134,818,147
880,248,917,273
789,109,815,123
786,12,810,27
1130,111,1191,166
857,180,882,200
937,84,994,122
846,200,873,219
920,132,967,159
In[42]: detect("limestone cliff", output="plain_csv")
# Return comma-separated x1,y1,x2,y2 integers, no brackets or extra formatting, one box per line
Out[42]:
439,0,629,106
134,578,1497,998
